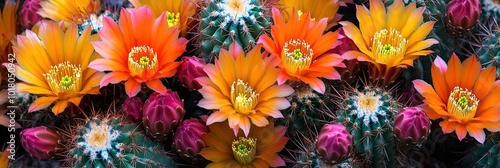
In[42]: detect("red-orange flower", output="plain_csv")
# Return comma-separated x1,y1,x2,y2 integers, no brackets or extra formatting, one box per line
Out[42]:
258,7,344,94
200,120,288,168
89,6,188,97
413,54,500,143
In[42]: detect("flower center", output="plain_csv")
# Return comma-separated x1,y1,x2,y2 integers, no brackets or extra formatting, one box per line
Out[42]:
166,11,180,28
371,28,408,64
232,137,256,165
43,61,82,94
356,91,382,114
447,86,479,119
128,46,158,75
80,122,120,160
282,39,313,75
231,79,259,115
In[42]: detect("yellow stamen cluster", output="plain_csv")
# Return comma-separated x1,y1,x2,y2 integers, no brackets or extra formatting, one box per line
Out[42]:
371,28,407,64
43,61,82,94
166,11,180,28
128,45,158,73
448,86,479,120
231,79,259,115
232,137,257,165
283,39,313,75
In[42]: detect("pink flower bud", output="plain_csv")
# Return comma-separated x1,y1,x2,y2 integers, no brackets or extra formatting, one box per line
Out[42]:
315,123,352,164
446,0,481,36
19,0,44,29
393,107,431,144
142,91,185,140
177,56,207,90
173,118,209,158
121,97,144,123
20,126,63,159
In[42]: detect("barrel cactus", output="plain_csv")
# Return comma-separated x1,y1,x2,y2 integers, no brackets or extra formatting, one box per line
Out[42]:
336,86,400,168
477,20,500,78
198,0,270,62
465,133,500,167
480,0,500,22
67,115,176,167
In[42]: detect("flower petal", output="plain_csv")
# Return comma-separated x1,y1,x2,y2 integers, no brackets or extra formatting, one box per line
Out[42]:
29,97,58,112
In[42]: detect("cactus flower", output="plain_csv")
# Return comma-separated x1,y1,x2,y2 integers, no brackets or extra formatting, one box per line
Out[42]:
446,0,481,36
177,56,207,90
20,126,63,159
142,91,185,140
315,123,352,164
121,97,144,123
393,107,431,144
19,0,43,29
173,118,209,158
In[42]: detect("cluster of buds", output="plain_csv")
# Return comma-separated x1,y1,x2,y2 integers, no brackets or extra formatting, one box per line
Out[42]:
446,0,481,37
315,123,352,164
393,107,431,144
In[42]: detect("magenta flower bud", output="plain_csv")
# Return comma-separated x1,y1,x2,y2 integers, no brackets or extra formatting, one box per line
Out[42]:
315,123,352,164
20,126,63,159
446,0,481,37
121,97,144,123
142,91,185,140
393,107,431,144
19,0,44,29
173,118,209,158
177,56,207,91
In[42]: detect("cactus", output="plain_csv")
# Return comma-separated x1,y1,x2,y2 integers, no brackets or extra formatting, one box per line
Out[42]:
277,84,334,140
198,0,270,62
480,0,500,22
477,20,500,78
465,133,500,167
67,115,176,168
336,86,400,168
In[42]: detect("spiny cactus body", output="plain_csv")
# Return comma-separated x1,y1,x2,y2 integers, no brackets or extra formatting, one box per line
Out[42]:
68,116,176,168
336,86,400,168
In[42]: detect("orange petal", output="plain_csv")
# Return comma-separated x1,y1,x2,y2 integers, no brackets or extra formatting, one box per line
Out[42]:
67,96,83,106
206,110,231,125
257,98,291,111
296,76,326,94
198,99,232,109
465,123,486,143
255,106,284,118
439,120,456,134
124,79,141,97
88,58,128,72
52,100,69,115
400,7,424,38
259,84,294,101
248,114,269,127
355,5,375,47
238,116,251,137
17,83,54,96
406,39,439,55
145,79,167,95
459,56,481,89
199,147,232,162
444,54,462,92
100,72,131,86
472,67,496,100
339,21,372,56
430,63,450,101
257,34,279,56
454,124,467,141
29,97,58,112
407,21,436,47
311,31,337,60
369,0,386,31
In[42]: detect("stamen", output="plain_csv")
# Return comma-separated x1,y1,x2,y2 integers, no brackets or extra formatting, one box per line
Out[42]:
166,11,180,28
128,46,158,76
231,79,259,115
232,137,257,165
447,86,479,119
43,62,82,94
371,28,408,63
282,39,313,75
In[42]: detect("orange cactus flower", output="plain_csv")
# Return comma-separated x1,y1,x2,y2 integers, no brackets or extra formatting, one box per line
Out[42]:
257,7,344,94
129,0,198,37
200,120,288,168
340,0,438,80
0,0,18,65
13,20,103,115
89,6,188,97
38,0,101,24
413,54,500,144
278,0,346,30
197,43,294,137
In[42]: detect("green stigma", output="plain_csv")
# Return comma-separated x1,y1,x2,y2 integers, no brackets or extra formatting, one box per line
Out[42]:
61,75,72,87
293,49,303,59
458,96,468,109
232,137,257,165
382,44,394,55
139,57,150,67
237,144,248,153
